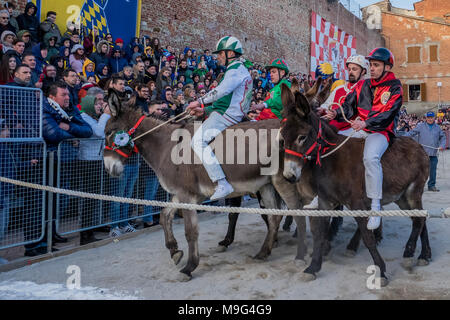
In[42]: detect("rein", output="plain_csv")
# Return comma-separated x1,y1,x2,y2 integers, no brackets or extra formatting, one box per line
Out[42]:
104,110,191,159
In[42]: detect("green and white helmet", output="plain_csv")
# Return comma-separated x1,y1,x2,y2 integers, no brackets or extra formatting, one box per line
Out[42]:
213,36,243,55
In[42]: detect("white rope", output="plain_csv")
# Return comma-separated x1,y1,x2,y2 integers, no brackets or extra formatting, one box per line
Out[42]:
132,110,189,142
0,176,431,218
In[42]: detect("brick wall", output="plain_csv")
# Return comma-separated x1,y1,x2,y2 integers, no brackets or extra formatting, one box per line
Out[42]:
139,0,384,72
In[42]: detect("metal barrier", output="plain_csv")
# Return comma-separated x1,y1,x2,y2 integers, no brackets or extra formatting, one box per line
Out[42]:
0,85,43,139
0,140,46,250
55,138,170,235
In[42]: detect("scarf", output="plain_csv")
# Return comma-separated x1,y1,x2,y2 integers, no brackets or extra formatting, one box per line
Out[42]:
47,98,72,121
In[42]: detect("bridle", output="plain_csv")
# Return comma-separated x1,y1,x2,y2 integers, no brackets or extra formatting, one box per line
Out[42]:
104,115,146,158
282,118,337,166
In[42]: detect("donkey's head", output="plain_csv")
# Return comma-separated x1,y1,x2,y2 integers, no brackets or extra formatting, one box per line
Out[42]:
103,88,141,177
279,78,331,183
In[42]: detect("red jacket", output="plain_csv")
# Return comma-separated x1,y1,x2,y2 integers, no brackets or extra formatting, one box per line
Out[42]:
328,82,355,131
338,72,403,141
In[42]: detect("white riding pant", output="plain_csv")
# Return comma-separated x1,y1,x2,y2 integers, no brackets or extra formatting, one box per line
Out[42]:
339,129,389,200
191,111,235,183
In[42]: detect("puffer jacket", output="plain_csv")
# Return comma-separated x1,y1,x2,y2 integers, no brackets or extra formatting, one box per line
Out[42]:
42,97,93,151
89,40,110,68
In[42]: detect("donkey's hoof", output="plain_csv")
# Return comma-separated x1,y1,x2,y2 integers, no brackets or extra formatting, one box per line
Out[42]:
380,277,389,287
177,272,192,282
301,272,316,282
216,245,227,253
293,259,307,268
172,251,184,265
253,252,269,261
401,257,415,270
417,259,430,267
344,249,357,258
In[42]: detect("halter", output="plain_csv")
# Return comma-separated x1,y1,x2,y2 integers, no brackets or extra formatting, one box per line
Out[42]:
104,115,146,158
283,119,336,166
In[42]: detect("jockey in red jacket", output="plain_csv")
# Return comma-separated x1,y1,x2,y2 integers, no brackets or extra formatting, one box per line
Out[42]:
323,48,403,230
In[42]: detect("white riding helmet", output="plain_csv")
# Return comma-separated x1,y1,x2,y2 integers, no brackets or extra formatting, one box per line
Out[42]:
346,54,370,74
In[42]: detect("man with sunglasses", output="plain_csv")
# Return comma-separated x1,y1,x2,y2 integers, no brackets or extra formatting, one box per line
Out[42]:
0,9,15,34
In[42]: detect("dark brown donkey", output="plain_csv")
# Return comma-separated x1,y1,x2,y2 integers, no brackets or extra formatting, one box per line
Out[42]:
103,89,295,280
278,84,430,286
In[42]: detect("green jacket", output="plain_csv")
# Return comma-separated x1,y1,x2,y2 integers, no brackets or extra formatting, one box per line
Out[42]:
264,78,291,119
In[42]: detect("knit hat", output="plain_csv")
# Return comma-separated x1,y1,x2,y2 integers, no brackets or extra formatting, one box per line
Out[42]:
115,38,124,44
71,44,85,54
175,89,183,97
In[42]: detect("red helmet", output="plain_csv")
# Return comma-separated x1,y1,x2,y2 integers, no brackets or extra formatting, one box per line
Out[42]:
366,48,394,67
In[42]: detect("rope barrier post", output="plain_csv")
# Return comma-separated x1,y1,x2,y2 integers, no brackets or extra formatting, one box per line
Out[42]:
46,151,55,254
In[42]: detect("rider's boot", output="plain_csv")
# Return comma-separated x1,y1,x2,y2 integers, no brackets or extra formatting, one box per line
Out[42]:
303,196,319,209
367,199,381,230
210,178,234,201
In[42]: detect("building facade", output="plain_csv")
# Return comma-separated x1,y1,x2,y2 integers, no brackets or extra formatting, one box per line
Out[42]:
362,0,450,114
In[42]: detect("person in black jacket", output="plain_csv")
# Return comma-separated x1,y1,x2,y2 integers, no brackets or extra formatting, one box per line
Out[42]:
134,83,150,114
62,68,80,107
16,2,40,43
0,9,16,35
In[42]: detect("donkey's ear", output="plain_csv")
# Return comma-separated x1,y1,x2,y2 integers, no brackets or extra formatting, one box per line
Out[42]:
316,77,332,105
281,82,295,112
290,77,300,94
107,88,121,117
294,92,311,118
303,79,310,94
305,76,322,102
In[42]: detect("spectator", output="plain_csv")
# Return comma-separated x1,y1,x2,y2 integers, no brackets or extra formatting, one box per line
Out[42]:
50,55,66,78
41,64,58,96
59,45,71,68
147,80,157,101
0,53,16,84
405,111,446,192
150,37,162,64
69,44,86,74
62,68,80,107
95,63,110,82
144,64,158,83
31,42,48,74
89,40,110,69
184,85,196,104
109,45,127,74
119,65,134,85
156,66,172,95
69,31,80,47
5,38,24,66
16,30,34,54
135,83,150,113
80,58,96,83
8,63,32,87
43,33,59,61
77,95,111,245
1,30,15,54
3,2,18,33
39,11,62,43
22,53,41,88
16,2,39,43
133,61,146,84
0,9,15,35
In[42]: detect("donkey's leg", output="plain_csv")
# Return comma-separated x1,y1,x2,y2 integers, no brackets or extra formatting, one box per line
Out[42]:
293,216,307,263
283,216,293,231
218,196,242,249
179,208,200,280
302,216,328,281
396,195,425,270
160,196,183,265
417,219,432,266
253,184,282,260
355,217,388,286
345,228,361,257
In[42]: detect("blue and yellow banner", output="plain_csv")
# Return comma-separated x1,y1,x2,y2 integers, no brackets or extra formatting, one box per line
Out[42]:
30,0,141,45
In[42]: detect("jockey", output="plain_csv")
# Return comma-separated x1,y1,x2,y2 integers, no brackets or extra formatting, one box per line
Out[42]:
252,58,291,120
187,36,253,200
305,56,370,210
324,47,403,230
320,55,370,133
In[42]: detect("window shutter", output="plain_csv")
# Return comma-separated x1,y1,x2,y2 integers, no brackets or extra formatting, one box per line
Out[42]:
420,83,427,101
429,45,438,62
402,84,408,102
407,46,420,63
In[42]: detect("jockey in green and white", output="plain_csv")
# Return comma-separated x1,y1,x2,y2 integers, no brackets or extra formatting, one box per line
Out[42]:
187,36,253,200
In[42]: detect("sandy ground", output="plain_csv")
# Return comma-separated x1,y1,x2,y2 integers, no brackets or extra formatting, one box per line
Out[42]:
0,151,449,300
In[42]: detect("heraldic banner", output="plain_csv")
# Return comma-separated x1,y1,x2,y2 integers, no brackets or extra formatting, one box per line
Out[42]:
30,0,141,46
310,11,357,81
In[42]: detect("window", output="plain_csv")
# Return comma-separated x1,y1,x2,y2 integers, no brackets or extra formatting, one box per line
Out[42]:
429,45,438,62
409,85,421,101
407,46,421,63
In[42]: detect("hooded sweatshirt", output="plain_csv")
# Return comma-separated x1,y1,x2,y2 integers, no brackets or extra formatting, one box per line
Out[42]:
108,45,128,74
16,30,35,54
43,33,59,60
17,2,40,43
80,58,96,81
31,43,48,74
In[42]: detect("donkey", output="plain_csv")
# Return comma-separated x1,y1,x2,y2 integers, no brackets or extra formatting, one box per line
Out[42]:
103,89,298,280
278,83,430,286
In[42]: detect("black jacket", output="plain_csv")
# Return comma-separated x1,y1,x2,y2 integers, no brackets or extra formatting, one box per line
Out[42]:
17,2,40,43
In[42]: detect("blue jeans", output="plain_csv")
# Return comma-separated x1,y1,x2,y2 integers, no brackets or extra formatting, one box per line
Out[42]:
428,156,438,188
110,163,139,228
143,174,160,223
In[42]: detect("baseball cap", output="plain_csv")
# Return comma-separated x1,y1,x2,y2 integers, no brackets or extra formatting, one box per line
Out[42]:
426,111,435,117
